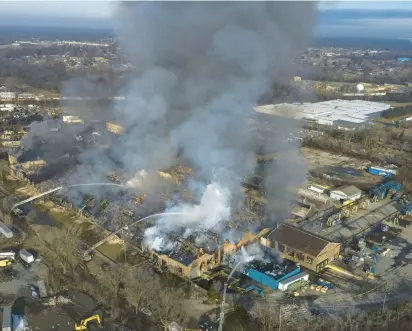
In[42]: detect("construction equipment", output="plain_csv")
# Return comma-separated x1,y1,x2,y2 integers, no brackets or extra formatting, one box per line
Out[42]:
369,181,401,202
74,314,103,330
135,194,147,207
0,259,12,267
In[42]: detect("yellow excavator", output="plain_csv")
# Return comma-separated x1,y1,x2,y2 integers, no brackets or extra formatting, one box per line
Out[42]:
74,314,103,330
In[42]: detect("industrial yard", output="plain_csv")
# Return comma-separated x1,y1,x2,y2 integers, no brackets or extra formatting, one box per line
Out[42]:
0,105,412,330
2,2,412,331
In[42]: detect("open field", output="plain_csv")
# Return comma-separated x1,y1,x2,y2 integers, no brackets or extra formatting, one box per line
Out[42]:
301,147,372,170
301,147,381,188
390,102,412,108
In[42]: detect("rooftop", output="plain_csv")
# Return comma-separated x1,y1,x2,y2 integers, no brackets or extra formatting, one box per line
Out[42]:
255,99,391,125
332,185,362,197
154,231,221,266
245,258,298,280
268,223,335,257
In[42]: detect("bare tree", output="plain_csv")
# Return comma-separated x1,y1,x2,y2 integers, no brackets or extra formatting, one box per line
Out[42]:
102,263,127,302
152,284,188,328
124,265,154,314
251,298,279,331
39,225,83,274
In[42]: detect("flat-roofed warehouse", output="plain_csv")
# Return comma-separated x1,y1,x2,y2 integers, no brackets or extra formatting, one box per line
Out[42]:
262,223,341,272
254,99,391,128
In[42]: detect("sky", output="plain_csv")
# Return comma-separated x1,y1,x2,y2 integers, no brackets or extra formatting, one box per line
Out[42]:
1,1,412,38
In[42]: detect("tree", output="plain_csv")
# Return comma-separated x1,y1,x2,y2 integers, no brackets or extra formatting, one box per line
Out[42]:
102,263,127,302
152,284,188,328
251,298,279,331
124,265,154,314
39,225,82,274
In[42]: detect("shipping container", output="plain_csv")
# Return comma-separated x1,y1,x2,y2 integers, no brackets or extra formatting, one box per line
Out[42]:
19,249,34,264
2,305,11,331
0,222,13,239
368,166,397,178
278,272,309,291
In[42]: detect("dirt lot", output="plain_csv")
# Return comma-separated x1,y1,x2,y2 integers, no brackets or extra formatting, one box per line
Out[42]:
301,147,382,188
301,147,372,171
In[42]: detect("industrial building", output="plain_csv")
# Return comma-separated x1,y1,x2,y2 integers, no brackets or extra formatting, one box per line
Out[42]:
330,185,362,202
0,92,16,99
243,259,301,291
144,229,271,280
254,100,391,128
263,223,341,272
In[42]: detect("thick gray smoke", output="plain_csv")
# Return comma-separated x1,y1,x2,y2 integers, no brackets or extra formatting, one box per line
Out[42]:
22,2,317,247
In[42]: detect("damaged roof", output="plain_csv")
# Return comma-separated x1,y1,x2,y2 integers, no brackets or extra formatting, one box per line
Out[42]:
155,242,198,266
268,223,335,257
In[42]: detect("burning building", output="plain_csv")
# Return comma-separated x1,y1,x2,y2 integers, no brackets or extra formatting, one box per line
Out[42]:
144,228,270,279
106,122,125,135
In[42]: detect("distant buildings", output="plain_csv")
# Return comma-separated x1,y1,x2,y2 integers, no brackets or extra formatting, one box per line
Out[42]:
0,92,16,99
396,57,411,62
255,99,391,128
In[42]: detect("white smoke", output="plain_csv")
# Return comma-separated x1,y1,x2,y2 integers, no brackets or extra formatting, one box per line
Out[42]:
126,169,148,189
144,182,231,250
20,2,316,250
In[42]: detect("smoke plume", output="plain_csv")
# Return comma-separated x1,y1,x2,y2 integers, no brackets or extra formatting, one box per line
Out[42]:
22,2,317,248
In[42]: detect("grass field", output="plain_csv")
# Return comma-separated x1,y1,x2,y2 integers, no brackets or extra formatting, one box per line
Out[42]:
390,102,412,108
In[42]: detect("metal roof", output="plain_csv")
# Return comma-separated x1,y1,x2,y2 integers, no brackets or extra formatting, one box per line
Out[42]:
331,185,362,197
254,99,391,125
268,223,336,257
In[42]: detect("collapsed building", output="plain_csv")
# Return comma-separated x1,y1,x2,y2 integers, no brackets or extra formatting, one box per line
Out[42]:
143,228,271,279
143,219,340,282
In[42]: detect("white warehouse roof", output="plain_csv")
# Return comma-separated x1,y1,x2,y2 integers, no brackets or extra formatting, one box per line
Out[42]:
254,99,391,126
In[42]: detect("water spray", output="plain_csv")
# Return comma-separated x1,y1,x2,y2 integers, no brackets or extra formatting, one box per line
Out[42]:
12,186,64,210
11,183,126,210
68,183,125,189
218,248,255,331
84,212,188,255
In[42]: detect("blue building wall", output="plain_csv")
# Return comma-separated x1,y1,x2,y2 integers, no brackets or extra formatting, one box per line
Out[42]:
396,57,411,62
243,265,301,291
368,167,394,178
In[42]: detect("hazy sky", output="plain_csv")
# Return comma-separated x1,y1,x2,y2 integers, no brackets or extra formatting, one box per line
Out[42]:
0,1,411,19
1,1,412,38
0,1,113,19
